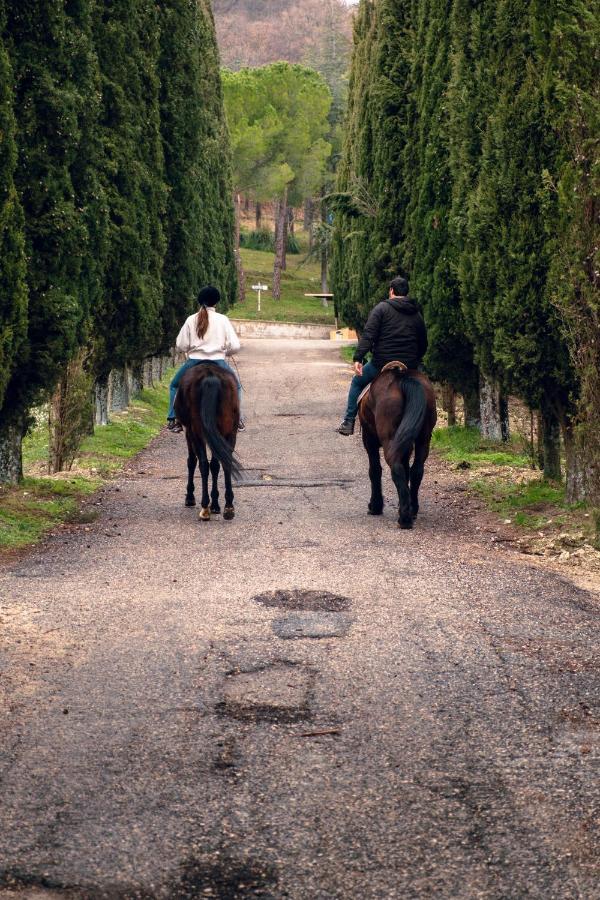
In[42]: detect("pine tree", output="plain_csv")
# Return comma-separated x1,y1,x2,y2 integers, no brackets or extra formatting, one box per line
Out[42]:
0,2,27,481
158,0,236,347
91,0,166,379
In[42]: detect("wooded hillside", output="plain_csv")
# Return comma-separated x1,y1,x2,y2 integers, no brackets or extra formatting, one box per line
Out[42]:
213,0,352,76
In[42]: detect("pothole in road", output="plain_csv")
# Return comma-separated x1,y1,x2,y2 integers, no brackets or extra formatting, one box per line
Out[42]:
216,662,314,723
173,856,278,899
252,589,351,612
0,855,278,899
272,612,352,640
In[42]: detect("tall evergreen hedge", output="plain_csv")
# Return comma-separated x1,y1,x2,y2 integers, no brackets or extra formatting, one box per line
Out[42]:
0,4,27,426
0,0,236,482
4,1,91,426
92,0,166,379
158,0,236,351
332,0,596,494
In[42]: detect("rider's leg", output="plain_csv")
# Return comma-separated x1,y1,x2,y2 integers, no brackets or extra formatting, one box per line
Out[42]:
342,360,380,422
168,359,201,421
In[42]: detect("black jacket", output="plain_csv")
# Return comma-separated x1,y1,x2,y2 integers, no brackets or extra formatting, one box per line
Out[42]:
354,297,428,369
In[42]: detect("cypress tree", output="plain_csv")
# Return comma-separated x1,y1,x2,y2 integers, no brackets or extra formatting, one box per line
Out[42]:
332,0,415,332
2,0,92,480
540,0,600,500
91,0,166,379
458,1,573,464
404,0,478,409
0,2,27,481
158,0,236,348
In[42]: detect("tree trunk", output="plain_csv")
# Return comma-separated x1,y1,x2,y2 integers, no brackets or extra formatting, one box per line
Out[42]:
564,421,587,503
479,374,509,441
281,205,291,271
540,404,561,481
441,384,457,427
0,416,24,484
255,201,262,229
233,192,246,303
110,367,130,413
244,194,250,214
463,385,480,429
95,376,109,426
536,411,544,470
272,188,288,301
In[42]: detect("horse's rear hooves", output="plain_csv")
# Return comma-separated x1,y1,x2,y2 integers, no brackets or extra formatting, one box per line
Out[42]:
198,508,211,521
368,507,383,516
399,519,413,530
223,506,235,520
185,497,196,507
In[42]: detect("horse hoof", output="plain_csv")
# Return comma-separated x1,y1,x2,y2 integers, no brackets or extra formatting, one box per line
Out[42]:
210,505,221,515
368,505,383,516
198,508,211,521
223,506,235,520
185,497,196,507
399,518,413,530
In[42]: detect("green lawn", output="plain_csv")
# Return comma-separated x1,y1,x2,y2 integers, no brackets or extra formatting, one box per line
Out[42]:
1,374,173,552
232,247,337,325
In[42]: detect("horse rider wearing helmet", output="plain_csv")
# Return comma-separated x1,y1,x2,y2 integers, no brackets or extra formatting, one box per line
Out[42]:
337,275,428,435
167,285,243,433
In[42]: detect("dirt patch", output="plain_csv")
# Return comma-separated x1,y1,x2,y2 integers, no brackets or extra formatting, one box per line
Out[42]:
252,589,351,612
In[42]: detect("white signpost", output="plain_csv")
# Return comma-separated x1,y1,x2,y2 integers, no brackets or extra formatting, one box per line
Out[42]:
251,282,268,312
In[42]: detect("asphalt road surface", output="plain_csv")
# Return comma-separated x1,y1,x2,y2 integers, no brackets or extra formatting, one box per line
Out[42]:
1,338,598,900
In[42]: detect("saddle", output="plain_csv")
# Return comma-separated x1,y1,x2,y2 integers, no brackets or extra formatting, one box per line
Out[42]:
357,360,408,410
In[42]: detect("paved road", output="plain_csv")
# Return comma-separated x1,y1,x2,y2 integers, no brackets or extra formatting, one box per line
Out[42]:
0,338,598,899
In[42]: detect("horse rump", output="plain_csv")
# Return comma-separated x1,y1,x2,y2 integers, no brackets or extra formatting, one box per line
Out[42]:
389,375,427,465
193,373,241,479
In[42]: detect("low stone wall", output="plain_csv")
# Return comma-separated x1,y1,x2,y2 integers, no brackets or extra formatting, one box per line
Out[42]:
230,319,332,340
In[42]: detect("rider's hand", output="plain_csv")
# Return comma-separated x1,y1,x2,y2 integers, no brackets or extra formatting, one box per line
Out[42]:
354,361,363,377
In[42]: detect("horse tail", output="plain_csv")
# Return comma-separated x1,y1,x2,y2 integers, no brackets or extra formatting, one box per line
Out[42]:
193,375,242,479
389,376,427,467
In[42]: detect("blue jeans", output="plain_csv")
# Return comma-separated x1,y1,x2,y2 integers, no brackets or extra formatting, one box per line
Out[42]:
168,358,242,420
344,360,381,420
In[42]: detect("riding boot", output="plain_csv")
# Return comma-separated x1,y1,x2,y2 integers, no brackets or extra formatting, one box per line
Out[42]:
337,418,355,436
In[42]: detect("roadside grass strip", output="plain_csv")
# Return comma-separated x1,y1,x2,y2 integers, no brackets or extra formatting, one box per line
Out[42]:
432,425,531,468
233,245,336,325
0,374,173,552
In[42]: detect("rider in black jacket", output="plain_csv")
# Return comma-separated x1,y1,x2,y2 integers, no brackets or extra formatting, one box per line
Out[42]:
337,276,428,435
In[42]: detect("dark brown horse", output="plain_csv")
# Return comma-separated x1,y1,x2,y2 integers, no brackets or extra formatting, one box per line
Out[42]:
358,365,437,528
174,363,241,521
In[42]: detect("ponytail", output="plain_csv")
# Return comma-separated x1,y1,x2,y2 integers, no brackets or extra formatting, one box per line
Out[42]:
196,306,209,340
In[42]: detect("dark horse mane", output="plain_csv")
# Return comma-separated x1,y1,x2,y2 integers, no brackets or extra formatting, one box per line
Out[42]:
174,364,241,520
358,367,436,529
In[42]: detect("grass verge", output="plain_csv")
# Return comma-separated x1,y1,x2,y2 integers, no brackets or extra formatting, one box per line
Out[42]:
433,424,599,557
1,374,172,553
431,425,531,468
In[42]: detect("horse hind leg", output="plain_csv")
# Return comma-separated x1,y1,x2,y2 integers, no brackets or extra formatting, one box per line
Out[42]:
197,443,211,521
209,455,221,513
409,439,429,520
185,445,197,507
391,459,413,529
363,429,383,515
223,465,235,520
